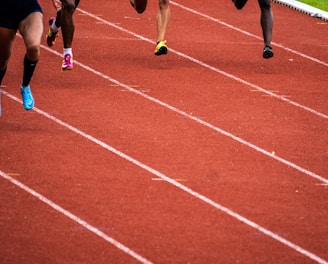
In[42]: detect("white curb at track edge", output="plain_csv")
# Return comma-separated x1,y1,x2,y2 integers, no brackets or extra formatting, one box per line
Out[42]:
272,0,328,21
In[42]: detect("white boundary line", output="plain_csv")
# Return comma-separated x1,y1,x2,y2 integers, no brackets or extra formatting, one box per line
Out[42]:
170,1,328,68
14,42,328,184
31,45,328,185
77,8,328,120
0,100,327,263
2,6,327,261
0,170,153,264
4,45,328,186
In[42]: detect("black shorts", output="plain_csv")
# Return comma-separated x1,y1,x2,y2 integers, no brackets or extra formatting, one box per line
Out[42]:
0,0,43,29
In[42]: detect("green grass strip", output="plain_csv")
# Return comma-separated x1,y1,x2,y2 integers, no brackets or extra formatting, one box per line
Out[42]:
298,0,328,12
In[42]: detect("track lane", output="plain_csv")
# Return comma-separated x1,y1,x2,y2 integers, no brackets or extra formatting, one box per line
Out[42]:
0,0,327,263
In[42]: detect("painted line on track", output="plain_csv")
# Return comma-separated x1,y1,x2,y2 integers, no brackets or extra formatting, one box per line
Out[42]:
77,7,328,120
39,44,328,185
3,7,327,261
1,91,327,264
0,170,153,264
171,1,328,67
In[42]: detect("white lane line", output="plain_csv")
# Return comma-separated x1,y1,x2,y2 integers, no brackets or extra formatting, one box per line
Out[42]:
7,41,328,184
77,8,328,120
0,100,327,264
18,44,328,185
171,1,328,67
0,170,153,264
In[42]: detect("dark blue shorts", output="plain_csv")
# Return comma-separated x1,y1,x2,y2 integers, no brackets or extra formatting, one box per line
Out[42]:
0,0,43,29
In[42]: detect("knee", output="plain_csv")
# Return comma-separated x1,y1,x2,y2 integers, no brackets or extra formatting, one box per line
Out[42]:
258,0,271,10
62,0,77,12
159,0,169,10
26,45,40,61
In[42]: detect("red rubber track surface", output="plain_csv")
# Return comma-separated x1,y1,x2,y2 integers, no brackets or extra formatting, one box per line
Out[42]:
1,0,327,263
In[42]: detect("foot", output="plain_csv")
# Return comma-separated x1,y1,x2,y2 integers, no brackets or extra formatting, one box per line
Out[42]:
130,0,135,8
232,0,248,10
130,0,147,13
20,86,34,110
46,17,58,47
62,54,73,70
154,40,168,56
263,46,274,59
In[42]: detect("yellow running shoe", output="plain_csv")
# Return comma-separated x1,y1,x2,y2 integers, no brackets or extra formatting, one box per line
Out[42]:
154,40,168,56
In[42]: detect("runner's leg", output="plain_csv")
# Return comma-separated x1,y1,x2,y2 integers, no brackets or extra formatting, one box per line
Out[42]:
156,0,170,42
258,0,273,47
60,0,76,49
19,11,43,110
19,12,43,86
0,27,16,85
0,27,16,115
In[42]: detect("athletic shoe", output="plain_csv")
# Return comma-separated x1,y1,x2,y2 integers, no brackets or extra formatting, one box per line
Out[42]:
232,0,248,10
263,46,274,59
154,40,168,56
46,17,58,47
62,54,73,70
20,86,34,110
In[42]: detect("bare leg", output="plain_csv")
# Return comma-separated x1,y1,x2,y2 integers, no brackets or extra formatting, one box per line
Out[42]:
19,12,43,86
258,0,273,58
19,12,43,62
60,0,77,49
18,11,43,109
0,29,14,113
55,8,62,28
156,0,170,42
0,28,16,84
259,0,273,47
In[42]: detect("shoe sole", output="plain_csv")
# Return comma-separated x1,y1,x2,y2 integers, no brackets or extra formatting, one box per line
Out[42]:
232,0,248,9
155,46,168,56
47,18,57,47
62,63,74,70
263,50,274,59
21,89,34,110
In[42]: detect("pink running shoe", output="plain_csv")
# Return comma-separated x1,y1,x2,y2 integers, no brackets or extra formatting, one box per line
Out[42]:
46,17,58,47
62,54,73,70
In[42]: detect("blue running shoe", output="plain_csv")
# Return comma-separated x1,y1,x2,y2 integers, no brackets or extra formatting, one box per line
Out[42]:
20,86,34,110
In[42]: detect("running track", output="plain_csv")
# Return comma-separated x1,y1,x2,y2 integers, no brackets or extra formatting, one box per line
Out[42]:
0,0,327,263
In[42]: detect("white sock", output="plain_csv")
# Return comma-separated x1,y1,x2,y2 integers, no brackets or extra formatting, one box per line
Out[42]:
51,20,60,32
63,48,73,57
